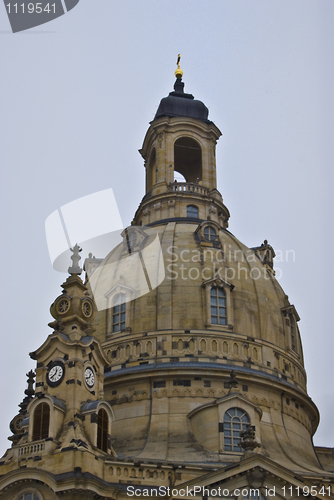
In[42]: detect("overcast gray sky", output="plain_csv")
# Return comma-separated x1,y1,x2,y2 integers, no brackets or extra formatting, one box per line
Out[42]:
1,0,333,453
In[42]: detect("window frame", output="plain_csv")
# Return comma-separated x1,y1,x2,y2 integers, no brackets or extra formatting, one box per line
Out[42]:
97,408,109,453
32,402,50,442
289,314,296,351
202,278,234,330
223,407,250,453
16,491,44,500
217,395,262,455
186,204,199,218
105,284,135,335
203,226,217,241
195,221,222,247
81,400,115,456
281,305,302,360
210,286,227,326
112,293,126,333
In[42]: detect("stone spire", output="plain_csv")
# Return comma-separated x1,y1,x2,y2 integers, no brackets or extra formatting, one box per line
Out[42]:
68,243,83,275
19,370,35,414
48,260,96,338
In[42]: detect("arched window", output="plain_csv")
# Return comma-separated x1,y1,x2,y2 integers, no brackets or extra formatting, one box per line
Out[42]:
211,287,227,325
146,147,156,191
223,407,250,452
204,226,217,241
112,293,126,332
97,408,108,453
174,137,202,183
32,402,50,441
18,493,43,500
187,205,199,218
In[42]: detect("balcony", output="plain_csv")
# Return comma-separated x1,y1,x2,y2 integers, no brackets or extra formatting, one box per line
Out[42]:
14,439,55,459
168,182,209,195
19,441,45,456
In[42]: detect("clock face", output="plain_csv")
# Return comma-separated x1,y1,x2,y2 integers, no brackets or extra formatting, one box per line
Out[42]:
47,362,65,387
85,367,95,388
14,416,23,431
82,300,92,318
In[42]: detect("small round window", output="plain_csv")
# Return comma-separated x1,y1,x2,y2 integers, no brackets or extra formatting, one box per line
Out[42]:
204,226,217,241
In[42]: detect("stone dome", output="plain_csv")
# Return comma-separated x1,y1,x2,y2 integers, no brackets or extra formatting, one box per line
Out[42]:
91,220,306,395
86,220,318,466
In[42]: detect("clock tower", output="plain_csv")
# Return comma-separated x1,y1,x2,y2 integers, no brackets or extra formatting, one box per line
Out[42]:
0,250,116,499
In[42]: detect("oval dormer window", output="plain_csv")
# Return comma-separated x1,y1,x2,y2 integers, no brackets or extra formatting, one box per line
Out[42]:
204,226,217,241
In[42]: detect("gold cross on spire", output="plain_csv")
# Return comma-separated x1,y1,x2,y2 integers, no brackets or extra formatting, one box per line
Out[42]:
175,54,183,78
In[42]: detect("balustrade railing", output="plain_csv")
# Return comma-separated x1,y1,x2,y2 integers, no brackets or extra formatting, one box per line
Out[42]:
19,441,45,456
168,182,208,195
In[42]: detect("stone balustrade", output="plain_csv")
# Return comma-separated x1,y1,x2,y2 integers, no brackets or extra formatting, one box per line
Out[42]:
19,441,44,456
168,182,209,195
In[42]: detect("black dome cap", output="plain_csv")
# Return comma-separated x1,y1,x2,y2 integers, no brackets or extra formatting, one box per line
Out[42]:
154,76,209,123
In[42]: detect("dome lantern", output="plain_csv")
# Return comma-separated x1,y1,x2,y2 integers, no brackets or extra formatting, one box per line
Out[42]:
134,58,230,228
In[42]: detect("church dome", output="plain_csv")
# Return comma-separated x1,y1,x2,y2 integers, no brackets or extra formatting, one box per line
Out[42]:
91,220,306,393
87,219,318,465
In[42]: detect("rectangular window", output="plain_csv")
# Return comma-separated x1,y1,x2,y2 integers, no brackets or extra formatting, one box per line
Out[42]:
112,293,126,332
153,381,166,388
32,403,50,441
210,287,227,325
173,380,191,386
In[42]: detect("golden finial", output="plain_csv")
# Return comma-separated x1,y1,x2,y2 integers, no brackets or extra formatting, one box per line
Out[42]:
175,54,183,78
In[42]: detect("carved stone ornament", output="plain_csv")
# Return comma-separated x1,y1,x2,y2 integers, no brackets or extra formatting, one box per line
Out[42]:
246,466,266,488
239,424,261,452
227,369,238,392
9,370,35,443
